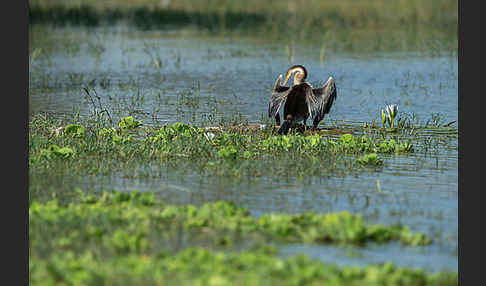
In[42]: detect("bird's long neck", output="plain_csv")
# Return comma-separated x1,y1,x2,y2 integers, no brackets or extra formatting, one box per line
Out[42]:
293,76,306,85
282,65,308,86
288,65,307,85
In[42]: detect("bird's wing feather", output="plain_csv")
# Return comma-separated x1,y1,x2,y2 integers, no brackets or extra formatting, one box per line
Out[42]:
307,77,337,121
268,75,291,118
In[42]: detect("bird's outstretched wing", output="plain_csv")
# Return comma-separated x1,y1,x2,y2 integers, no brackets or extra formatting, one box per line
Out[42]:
268,74,291,118
306,76,337,122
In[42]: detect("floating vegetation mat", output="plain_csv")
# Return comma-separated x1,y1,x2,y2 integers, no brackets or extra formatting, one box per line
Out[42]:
29,112,457,198
29,190,457,285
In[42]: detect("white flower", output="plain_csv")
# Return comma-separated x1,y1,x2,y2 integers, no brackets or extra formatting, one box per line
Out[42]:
384,104,398,128
386,104,398,119
204,132,215,141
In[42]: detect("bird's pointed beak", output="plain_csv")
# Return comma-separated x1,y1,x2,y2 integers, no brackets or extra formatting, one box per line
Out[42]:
282,72,291,86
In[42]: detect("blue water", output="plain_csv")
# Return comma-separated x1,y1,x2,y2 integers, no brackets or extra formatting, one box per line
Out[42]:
29,25,458,272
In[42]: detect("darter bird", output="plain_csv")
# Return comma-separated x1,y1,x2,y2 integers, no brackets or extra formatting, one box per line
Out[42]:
268,65,337,135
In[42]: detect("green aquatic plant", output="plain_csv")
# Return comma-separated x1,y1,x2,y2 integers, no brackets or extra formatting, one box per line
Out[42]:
336,134,413,154
357,153,384,166
29,190,455,285
218,145,238,159
29,246,457,286
40,144,74,160
29,114,419,185
152,122,205,145
387,104,398,127
378,138,413,153
381,104,398,129
83,86,113,127
111,134,132,145
381,109,387,128
118,116,143,130
63,124,85,138
30,190,431,249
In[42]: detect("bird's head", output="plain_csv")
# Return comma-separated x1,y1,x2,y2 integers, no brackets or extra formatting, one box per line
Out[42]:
282,65,307,86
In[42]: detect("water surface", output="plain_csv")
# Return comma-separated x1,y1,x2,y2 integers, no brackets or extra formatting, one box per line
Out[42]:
29,25,458,272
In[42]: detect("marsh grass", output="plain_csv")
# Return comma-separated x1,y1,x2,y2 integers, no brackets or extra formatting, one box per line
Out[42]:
83,86,113,127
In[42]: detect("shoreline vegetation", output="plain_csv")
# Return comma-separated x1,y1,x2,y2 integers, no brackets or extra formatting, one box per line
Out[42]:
29,0,457,29
29,111,456,201
29,0,457,52
29,112,410,198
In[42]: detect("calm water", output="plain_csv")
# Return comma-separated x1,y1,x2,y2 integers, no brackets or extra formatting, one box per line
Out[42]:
29,25,458,272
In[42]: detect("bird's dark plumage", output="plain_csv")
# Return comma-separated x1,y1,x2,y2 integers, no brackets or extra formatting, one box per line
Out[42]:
268,65,337,135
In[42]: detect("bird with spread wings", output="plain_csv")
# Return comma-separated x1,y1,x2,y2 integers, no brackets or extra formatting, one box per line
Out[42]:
268,65,337,135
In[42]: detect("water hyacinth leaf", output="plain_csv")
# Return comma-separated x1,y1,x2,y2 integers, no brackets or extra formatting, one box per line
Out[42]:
112,135,132,145
218,145,238,159
64,124,86,137
41,144,74,159
357,153,384,166
340,134,354,143
118,116,143,130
